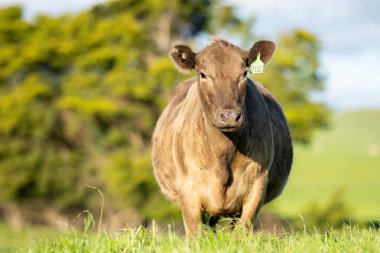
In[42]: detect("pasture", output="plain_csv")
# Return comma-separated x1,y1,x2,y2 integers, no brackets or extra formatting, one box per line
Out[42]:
18,225,380,253
265,110,380,220
2,110,380,252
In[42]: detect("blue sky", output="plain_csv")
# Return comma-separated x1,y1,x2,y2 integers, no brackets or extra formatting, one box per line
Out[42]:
0,0,379,111
226,0,380,111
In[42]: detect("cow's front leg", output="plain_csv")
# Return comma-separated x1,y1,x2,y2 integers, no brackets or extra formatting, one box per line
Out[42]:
180,193,201,237
239,169,268,230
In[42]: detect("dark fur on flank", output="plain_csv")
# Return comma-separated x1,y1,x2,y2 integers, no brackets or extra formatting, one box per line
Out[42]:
152,39,293,236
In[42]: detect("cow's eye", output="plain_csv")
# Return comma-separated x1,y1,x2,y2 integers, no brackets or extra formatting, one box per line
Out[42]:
243,70,248,77
200,72,206,79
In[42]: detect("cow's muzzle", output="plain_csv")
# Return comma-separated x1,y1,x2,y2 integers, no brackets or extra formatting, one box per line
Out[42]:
216,109,244,132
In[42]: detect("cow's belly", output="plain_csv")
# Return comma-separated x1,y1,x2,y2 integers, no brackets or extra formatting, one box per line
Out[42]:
198,162,259,217
207,194,246,217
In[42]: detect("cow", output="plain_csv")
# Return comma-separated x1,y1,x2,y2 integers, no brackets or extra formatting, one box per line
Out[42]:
152,39,293,237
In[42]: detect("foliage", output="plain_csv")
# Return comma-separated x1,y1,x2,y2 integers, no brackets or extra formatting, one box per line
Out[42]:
0,0,329,222
0,2,179,217
304,190,351,228
288,189,353,230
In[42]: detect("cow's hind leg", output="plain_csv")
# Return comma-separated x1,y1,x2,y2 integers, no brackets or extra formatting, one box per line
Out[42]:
227,213,241,230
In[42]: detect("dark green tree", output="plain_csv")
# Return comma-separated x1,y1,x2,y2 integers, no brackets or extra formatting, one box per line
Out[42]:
0,0,329,223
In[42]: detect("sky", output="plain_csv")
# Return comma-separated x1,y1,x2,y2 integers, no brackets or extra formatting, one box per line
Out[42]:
225,0,380,111
0,0,379,111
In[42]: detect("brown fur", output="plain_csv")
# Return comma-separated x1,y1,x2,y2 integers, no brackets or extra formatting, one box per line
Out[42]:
152,39,293,236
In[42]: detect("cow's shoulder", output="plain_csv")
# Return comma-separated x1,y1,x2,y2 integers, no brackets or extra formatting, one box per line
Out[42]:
252,80,279,104
170,78,196,107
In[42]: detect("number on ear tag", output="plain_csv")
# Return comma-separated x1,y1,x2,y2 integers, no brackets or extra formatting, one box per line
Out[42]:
250,52,264,74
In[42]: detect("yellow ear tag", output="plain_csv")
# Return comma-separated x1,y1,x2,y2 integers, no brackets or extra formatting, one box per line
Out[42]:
250,52,264,74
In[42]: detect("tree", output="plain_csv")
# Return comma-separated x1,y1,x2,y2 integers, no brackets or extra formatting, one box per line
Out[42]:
0,0,329,224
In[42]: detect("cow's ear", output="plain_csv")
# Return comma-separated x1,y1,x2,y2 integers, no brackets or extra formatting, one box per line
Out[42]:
247,40,276,66
169,44,196,73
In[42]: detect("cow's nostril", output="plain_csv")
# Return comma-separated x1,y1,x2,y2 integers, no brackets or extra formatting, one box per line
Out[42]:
220,113,228,123
235,113,242,122
219,111,243,126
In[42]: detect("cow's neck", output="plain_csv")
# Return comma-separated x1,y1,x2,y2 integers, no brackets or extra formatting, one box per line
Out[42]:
201,114,240,163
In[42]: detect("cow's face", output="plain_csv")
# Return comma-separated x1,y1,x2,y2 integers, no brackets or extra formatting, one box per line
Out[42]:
170,40,275,132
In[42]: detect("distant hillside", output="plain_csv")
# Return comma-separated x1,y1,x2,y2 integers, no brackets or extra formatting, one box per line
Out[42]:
312,110,380,155
264,109,380,220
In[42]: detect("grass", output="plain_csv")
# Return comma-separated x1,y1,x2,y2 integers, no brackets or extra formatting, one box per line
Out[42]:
19,225,380,253
3,109,380,252
0,223,64,253
265,110,380,220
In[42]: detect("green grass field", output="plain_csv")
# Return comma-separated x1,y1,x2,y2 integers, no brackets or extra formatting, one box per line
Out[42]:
264,110,380,220
0,223,65,253
2,110,380,252
18,225,380,253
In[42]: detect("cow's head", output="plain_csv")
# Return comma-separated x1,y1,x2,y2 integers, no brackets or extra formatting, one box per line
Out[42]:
170,39,275,132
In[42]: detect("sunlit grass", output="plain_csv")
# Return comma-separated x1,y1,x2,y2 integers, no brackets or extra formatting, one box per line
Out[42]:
0,223,64,253
5,110,380,252
19,225,380,253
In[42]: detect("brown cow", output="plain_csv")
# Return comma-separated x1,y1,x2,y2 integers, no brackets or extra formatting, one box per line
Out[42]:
152,39,293,237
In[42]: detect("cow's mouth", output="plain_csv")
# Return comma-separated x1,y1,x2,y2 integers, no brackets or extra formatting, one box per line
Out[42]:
219,126,240,132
